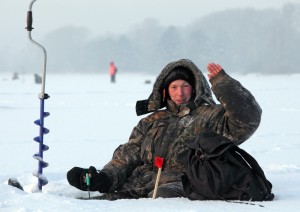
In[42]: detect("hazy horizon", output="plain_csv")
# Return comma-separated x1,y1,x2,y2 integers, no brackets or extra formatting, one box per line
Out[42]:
2,0,299,47
1,0,300,75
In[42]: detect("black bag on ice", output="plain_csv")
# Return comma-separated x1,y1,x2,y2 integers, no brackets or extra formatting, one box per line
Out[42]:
178,131,274,201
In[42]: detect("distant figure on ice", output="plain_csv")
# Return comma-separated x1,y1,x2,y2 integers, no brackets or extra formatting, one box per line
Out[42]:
67,59,273,201
12,72,19,80
109,61,117,83
34,73,42,84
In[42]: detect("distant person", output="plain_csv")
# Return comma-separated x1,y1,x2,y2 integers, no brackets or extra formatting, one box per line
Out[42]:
67,59,269,200
34,73,42,84
12,72,19,80
109,61,117,83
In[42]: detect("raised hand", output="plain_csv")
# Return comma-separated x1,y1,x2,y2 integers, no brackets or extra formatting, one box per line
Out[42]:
207,63,223,79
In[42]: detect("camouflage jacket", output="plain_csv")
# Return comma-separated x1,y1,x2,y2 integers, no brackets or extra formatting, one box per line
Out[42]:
101,59,262,197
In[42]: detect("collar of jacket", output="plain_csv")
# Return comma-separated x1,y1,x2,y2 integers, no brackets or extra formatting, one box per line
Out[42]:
166,99,194,117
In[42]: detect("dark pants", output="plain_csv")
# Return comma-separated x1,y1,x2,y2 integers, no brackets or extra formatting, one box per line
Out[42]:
111,74,116,83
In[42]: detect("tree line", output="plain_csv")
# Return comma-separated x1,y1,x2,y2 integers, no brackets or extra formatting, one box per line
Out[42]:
8,3,300,75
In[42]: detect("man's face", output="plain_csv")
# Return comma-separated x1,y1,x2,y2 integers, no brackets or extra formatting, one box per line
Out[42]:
168,79,192,105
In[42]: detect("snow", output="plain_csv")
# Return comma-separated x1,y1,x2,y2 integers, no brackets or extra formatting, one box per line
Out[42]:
1,72,300,211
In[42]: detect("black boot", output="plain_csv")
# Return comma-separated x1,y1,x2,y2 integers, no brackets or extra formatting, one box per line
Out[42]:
8,178,24,191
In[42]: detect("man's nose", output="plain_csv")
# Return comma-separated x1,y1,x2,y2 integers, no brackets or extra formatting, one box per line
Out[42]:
177,88,184,95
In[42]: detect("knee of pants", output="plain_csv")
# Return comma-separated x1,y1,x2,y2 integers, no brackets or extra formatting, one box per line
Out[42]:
148,182,186,198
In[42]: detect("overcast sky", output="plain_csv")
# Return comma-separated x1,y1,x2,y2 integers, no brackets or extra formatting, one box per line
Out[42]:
1,0,300,50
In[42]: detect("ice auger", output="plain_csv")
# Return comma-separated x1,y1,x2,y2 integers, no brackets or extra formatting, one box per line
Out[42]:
26,0,49,191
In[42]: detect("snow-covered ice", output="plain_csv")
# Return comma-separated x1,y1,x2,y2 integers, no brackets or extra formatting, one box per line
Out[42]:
1,72,300,211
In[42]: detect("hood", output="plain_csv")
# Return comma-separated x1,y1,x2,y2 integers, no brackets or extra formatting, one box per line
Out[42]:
136,59,216,116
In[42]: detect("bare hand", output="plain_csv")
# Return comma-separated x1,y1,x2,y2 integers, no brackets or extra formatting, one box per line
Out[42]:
207,63,223,79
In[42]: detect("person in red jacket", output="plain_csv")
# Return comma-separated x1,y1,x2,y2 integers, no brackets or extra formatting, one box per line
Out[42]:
109,61,117,83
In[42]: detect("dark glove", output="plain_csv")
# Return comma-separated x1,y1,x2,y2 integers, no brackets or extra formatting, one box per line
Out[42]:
67,166,112,193
67,167,89,191
87,166,112,193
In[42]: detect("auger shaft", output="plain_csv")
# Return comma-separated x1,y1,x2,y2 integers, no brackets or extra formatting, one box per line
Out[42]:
27,0,50,192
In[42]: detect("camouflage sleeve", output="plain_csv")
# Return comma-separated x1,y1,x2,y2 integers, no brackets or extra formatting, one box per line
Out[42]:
209,70,262,144
101,119,146,190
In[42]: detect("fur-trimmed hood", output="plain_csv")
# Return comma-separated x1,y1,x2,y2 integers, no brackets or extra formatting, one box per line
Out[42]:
136,59,216,116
